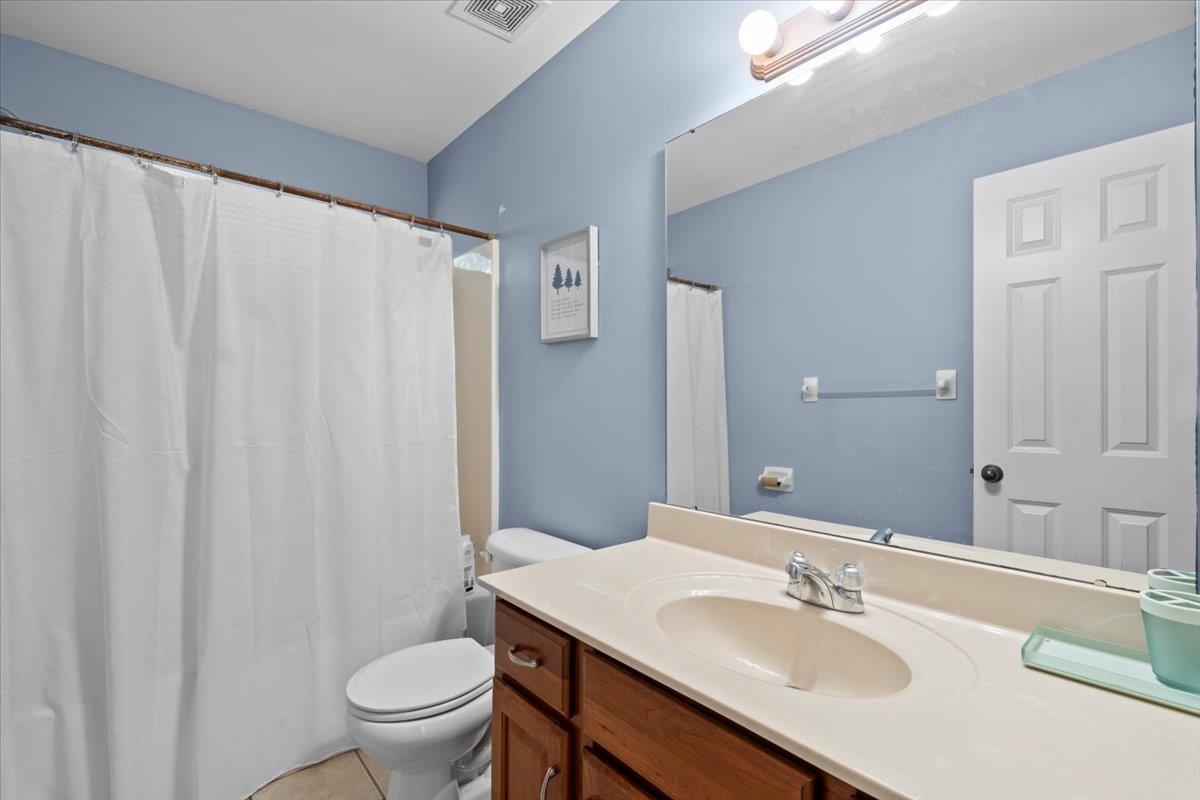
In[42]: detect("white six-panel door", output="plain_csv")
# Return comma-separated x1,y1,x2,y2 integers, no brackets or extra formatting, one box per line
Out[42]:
973,124,1196,571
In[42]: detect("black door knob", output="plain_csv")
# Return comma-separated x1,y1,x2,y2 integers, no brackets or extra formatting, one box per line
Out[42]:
980,464,1004,483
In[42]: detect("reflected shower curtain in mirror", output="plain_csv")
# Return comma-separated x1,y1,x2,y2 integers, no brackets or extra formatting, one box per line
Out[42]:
0,132,464,800
666,281,729,514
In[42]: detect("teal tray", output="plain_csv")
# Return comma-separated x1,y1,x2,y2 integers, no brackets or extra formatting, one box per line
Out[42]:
1021,626,1199,715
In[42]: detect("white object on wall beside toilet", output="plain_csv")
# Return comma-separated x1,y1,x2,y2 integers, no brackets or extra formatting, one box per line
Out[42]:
345,527,590,800
461,535,476,592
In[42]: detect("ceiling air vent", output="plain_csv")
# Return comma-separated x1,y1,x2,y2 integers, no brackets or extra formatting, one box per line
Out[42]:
448,0,548,43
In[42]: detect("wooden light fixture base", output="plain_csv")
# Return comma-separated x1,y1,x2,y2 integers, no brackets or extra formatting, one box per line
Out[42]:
749,0,924,82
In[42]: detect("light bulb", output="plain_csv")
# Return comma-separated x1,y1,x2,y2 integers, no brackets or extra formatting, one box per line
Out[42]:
739,10,782,56
854,31,882,53
786,69,814,87
926,0,959,17
812,0,852,18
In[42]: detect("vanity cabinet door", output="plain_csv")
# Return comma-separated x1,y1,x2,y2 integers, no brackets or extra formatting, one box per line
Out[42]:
581,747,660,800
581,649,816,800
492,678,570,800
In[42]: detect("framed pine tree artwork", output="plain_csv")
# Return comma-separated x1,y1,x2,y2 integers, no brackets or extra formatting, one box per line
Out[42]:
540,226,598,342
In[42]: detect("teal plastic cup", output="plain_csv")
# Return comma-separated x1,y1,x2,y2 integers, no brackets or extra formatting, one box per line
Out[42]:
1147,569,1197,592
1140,589,1200,693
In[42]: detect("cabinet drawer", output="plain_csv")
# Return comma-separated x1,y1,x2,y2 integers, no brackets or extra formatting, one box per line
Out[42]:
581,747,660,800
582,649,815,800
495,600,572,715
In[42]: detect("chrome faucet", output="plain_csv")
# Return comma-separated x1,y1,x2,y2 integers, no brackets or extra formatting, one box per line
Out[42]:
870,528,894,544
785,551,866,613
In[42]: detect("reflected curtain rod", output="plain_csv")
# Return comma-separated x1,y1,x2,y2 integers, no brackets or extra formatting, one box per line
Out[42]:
0,115,496,241
667,273,719,292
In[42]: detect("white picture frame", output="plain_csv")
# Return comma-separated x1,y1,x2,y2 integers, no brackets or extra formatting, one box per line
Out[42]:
540,226,599,343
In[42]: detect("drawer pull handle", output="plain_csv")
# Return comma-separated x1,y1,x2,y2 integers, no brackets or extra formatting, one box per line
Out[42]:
507,645,541,669
538,764,559,800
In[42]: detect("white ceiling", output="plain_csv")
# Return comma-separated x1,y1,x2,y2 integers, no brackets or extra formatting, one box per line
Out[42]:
668,0,1195,214
0,0,617,162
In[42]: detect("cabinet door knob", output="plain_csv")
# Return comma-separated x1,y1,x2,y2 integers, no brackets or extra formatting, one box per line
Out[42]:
980,464,1004,484
538,764,559,800
507,644,541,669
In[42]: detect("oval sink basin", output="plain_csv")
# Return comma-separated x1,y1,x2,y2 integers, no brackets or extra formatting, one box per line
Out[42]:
657,594,912,698
624,573,977,703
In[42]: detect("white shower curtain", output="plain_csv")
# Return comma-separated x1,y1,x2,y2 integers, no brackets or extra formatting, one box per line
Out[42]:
666,281,730,514
0,132,464,800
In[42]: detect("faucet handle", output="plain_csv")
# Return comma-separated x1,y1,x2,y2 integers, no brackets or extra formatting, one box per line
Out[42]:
835,562,866,591
786,550,810,579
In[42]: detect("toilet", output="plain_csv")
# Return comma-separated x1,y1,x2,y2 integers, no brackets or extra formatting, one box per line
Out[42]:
345,528,590,800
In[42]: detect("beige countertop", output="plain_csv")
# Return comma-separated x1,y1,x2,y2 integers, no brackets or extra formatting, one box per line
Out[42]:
478,505,1200,800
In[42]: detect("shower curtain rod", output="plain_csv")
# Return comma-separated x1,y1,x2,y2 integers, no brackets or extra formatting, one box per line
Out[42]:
667,274,719,292
0,115,496,241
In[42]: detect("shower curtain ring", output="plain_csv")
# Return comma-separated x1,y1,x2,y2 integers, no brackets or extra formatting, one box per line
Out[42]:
371,206,378,222
134,149,145,168
439,221,445,233
209,165,218,185
328,193,336,210
275,180,283,199
70,132,79,153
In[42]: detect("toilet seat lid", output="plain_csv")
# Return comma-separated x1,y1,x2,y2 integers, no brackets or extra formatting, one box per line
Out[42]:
346,638,494,716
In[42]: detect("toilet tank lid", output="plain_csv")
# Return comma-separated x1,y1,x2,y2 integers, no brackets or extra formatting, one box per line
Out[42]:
486,527,590,567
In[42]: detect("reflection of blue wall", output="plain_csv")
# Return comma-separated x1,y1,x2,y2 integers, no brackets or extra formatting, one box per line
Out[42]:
669,28,1195,543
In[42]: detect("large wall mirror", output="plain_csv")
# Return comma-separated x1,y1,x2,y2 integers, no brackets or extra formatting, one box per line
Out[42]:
665,0,1197,590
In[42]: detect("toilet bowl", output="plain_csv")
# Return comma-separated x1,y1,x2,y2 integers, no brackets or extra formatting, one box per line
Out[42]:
346,638,493,800
346,528,590,800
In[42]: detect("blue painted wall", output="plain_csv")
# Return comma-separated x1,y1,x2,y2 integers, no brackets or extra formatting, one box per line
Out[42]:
428,1,804,548
4,8,1194,557
0,33,427,215
668,28,1196,542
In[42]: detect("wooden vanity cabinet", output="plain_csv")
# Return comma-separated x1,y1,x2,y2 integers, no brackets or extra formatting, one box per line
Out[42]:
492,600,877,800
823,775,877,800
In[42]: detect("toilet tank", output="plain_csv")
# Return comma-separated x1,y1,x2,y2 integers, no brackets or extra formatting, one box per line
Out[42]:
485,527,591,572
464,528,591,646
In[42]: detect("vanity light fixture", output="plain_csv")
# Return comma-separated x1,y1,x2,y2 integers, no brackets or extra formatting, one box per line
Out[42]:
738,9,784,56
811,1,854,20
745,0,936,82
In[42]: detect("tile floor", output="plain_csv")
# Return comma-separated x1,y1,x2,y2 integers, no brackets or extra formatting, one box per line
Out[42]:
250,750,390,800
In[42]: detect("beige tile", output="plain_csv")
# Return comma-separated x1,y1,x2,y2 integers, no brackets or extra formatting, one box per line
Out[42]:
355,750,390,796
253,751,382,800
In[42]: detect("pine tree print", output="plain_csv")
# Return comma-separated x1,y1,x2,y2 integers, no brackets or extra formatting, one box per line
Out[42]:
552,264,564,294
574,271,582,289
564,268,574,290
